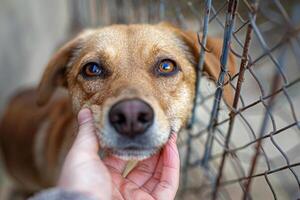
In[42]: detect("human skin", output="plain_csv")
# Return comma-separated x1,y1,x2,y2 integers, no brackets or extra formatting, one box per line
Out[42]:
58,108,180,200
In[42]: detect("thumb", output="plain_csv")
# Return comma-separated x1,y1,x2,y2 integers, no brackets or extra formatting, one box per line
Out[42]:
72,108,99,153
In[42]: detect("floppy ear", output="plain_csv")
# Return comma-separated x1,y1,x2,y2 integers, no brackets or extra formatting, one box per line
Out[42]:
159,22,236,107
37,33,86,106
184,31,236,107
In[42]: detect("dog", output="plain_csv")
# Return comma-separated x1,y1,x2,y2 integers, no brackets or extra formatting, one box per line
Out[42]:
0,22,235,198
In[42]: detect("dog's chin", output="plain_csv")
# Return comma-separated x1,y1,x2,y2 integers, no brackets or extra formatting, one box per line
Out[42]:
112,148,159,161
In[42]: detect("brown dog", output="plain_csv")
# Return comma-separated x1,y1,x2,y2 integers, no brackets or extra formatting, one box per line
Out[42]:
0,22,235,197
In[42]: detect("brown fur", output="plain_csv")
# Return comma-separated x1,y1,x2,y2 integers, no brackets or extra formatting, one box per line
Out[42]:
0,23,236,195
0,89,75,192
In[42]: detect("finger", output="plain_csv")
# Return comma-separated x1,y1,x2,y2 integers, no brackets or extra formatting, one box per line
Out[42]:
126,152,160,187
103,155,128,174
72,108,99,153
142,134,177,192
141,152,163,193
103,156,128,188
119,180,153,200
152,133,179,199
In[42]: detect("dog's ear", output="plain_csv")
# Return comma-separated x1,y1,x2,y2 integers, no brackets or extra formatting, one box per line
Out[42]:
159,22,236,107
184,31,236,107
37,31,92,106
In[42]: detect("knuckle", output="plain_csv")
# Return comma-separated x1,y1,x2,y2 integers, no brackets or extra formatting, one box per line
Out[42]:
159,180,171,189
79,121,95,132
137,163,152,173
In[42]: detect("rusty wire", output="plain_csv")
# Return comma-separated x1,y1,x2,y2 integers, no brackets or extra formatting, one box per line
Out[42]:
69,0,300,199
188,1,300,199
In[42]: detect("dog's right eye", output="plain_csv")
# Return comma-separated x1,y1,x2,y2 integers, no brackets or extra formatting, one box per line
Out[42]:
81,62,103,78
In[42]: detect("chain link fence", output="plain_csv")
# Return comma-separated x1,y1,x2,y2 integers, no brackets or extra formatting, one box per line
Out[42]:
29,0,300,199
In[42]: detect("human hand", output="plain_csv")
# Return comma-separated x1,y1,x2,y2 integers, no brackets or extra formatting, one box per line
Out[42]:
58,108,112,200
103,131,179,200
58,108,180,200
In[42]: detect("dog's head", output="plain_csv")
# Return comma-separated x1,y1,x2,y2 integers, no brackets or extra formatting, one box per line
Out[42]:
37,23,235,160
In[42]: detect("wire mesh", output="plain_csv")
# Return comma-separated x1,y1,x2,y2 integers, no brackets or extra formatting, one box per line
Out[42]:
68,0,300,199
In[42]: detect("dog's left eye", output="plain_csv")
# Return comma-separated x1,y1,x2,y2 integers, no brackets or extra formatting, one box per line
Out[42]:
157,59,178,76
81,62,103,77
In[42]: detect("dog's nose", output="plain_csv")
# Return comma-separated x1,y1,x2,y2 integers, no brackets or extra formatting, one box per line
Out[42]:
109,99,154,138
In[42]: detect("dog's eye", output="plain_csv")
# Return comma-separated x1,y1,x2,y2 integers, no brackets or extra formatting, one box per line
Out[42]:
82,62,103,77
157,60,178,76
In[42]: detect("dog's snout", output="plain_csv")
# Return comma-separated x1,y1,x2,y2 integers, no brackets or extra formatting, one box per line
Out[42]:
109,99,154,138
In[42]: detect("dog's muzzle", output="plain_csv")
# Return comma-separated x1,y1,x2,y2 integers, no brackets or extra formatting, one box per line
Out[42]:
108,99,154,138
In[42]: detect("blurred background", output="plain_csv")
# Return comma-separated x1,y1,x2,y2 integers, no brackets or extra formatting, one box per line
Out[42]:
0,0,300,199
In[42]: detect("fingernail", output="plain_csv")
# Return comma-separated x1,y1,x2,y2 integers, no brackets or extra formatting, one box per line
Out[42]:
78,108,93,125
